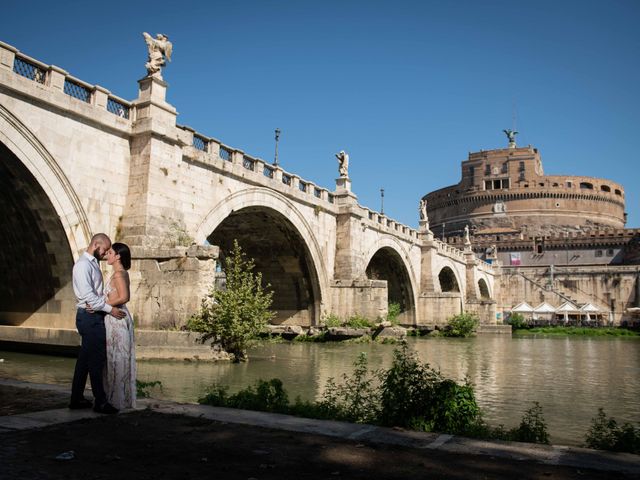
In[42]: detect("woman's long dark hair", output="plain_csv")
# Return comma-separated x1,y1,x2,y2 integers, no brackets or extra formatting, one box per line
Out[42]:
112,242,131,270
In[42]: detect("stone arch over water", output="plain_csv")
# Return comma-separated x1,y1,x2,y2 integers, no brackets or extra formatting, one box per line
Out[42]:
438,266,460,293
196,188,327,326
0,105,88,326
364,244,417,325
478,278,491,299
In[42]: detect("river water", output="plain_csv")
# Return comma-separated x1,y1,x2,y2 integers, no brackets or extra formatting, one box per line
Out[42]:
1,335,639,446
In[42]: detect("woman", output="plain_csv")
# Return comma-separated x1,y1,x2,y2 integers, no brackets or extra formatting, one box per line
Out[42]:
103,242,136,409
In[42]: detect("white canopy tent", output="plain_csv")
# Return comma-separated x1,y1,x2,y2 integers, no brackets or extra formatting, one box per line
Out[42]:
511,302,534,321
555,301,581,324
580,303,603,324
533,302,557,323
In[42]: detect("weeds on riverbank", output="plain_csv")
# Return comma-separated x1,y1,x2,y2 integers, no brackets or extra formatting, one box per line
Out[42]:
136,379,162,398
514,327,640,336
199,341,550,444
584,408,640,454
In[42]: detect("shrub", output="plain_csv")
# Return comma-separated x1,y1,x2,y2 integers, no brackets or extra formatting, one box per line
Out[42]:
506,312,527,329
443,312,479,337
509,402,550,444
316,352,380,423
387,302,402,325
345,314,374,329
585,408,640,454
379,341,480,435
187,240,274,362
136,379,162,398
199,379,289,414
323,313,342,327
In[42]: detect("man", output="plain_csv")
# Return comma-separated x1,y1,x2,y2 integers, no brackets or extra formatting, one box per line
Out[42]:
69,233,126,414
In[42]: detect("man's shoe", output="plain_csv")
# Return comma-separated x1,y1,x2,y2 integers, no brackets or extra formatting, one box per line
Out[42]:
93,402,119,414
69,399,93,409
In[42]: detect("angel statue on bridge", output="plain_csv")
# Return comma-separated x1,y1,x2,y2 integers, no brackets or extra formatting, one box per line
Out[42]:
335,150,349,178
143,32,172,77
419,199,428,221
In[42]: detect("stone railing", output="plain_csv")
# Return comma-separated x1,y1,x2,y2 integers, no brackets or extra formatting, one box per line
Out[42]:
178,125,336,207
434,238,467,262
0,41,132,120
361,207,418,241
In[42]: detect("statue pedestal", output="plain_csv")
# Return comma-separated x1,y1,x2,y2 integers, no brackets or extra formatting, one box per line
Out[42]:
418,219,430,232
335,176,351,193
137,75,170,105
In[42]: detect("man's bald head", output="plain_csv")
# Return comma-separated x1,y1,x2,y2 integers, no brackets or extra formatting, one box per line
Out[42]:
88,233,112,260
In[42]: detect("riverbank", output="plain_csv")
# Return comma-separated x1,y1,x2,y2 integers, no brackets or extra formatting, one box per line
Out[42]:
513,327,640,336
1,379,639,479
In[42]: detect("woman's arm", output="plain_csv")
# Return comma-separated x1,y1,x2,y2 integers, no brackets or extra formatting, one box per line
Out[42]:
106,272,130,306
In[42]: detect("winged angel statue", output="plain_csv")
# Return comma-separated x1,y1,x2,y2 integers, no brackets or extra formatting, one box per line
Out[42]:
143,32,172,77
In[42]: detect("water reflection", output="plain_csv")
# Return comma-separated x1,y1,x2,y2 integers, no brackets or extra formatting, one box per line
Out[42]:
1,335,639,446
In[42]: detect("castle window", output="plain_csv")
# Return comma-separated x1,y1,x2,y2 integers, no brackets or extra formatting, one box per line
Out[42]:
485,164,491,175
501,163,508,173
485,180,492,190
595,250,603,257
539,183,545,187
469,166,475,178
536,244,543,254
606,249,614,256
615,189,622,196
580,182,594,190
552,183,559,187
567,181,573,188
601,185,611,192
519,161,525,172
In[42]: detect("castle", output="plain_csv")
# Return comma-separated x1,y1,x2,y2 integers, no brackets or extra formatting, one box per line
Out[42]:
423,134,639,325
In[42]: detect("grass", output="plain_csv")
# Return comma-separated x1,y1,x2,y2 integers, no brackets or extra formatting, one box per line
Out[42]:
513,326,640,337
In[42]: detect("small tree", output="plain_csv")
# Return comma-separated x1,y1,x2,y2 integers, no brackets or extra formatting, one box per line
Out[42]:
188,240,274,362
443,312,479,337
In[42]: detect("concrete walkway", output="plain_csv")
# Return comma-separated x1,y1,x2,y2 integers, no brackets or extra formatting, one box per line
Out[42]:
1,378,638,476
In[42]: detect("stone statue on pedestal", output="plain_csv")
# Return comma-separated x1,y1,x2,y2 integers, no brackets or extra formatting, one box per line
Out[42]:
503,129,518,148
143,32,172,77
464,224,471,245
419,199,428,221
335,150,349,178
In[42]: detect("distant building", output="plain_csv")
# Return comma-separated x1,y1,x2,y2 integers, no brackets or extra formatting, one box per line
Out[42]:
423,141,639,267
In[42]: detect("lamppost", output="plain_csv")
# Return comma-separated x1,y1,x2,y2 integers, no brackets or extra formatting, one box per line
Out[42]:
273,128,281,167
380,188,385,215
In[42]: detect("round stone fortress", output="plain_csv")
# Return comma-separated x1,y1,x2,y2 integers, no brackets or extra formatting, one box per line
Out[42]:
423,140,626,238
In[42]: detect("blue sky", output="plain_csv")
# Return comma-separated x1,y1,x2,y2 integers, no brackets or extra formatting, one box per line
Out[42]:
2,0,639,227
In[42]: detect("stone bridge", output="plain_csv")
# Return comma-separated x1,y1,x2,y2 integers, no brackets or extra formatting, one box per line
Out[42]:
0,40,498,331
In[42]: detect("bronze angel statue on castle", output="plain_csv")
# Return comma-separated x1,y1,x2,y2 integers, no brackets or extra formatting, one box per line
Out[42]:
143,32,172,77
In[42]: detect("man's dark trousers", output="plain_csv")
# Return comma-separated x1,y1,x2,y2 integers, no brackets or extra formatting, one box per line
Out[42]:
71,308,107,406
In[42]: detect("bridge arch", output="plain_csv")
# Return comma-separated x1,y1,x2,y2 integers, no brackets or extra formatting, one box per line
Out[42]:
478,278,491,299
195,188,328,326
0,104,90,325
438,266,461,293
362,238,418,325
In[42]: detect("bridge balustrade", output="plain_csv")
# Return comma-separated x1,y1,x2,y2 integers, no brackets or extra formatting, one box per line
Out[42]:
13,55,46,84
106,97,130,119
192,134,208,152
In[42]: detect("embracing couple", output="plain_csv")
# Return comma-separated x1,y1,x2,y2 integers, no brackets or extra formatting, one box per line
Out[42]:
69,233,136,414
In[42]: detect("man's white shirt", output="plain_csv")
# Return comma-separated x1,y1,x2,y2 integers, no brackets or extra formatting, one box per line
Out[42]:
72,252,113,313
